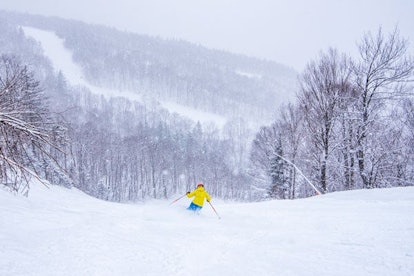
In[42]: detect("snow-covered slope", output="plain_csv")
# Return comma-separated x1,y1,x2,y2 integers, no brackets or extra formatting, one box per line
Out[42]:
21,26,227,128
1,184,413,276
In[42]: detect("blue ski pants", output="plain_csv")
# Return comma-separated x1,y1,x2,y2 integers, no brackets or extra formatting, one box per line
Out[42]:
187,202,202,211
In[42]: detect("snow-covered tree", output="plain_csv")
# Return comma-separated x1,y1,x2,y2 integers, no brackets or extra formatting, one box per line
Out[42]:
0,55,67,193
352,27,414,188
298,48,352,193
249,124,288,199
277,103,305,198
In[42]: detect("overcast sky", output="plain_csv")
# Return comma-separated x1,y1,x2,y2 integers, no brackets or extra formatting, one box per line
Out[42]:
2,0,413,71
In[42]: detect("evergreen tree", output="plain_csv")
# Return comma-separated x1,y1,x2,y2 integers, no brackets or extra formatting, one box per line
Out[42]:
268,135,288,199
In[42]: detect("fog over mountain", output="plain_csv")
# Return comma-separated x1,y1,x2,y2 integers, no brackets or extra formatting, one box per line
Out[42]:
1,11,298,128
2,0,413,71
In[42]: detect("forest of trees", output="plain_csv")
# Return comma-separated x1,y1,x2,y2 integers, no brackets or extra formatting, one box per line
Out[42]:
1,11,413,202
0,52,252,200
0,13,256,201
250,28,414,199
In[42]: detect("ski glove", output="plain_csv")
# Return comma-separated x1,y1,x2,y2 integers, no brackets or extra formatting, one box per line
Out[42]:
186,192,190,195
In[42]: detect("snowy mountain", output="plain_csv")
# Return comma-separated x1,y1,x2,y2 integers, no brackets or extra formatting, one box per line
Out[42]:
3,9,411,205
0,10,303,202
19,25,228,128
1,184,413,275
0,10,298,128
0,10,301,201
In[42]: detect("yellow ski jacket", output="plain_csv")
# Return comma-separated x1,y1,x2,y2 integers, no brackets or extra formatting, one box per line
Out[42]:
187,186,212,207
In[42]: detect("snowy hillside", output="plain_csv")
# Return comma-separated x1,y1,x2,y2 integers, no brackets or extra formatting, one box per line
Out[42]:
21,26,227,128
1,11,299,128
1,185,413,276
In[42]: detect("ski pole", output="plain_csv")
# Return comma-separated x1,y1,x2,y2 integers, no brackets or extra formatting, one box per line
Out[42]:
208,201,221,219
169,194,187,205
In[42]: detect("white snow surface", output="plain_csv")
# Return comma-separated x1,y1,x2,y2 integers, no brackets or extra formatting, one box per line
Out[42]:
21,26,226,128
1,184,414,276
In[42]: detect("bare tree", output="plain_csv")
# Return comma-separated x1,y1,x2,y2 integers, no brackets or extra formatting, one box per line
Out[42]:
278,103,305,198
352,27,414,188
298,48,352,193
399,99,414,186
0,55,66,194
249,125,277,198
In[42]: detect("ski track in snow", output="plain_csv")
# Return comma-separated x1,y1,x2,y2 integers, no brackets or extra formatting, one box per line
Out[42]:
21,26,227,128
1,184,414,276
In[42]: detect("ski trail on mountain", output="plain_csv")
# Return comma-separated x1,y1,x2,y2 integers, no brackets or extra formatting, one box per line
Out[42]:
21,26,226,128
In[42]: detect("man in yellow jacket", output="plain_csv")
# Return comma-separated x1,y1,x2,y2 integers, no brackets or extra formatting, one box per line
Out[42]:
186,182,212,211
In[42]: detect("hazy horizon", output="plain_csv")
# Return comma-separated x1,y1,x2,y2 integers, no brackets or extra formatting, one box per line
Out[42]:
1,0,413,71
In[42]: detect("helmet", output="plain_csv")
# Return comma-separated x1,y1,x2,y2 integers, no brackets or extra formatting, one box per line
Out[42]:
197,182,204,187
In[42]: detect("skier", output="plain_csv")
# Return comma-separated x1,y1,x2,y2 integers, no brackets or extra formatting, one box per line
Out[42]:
186,182,212,212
